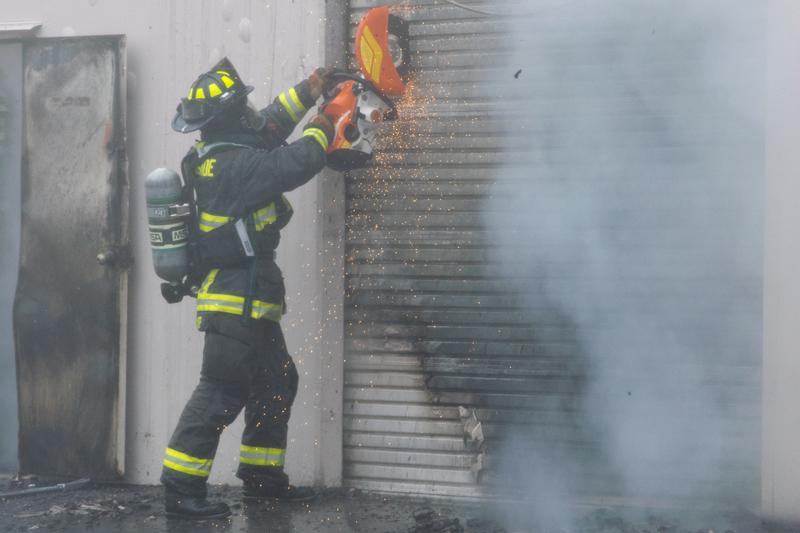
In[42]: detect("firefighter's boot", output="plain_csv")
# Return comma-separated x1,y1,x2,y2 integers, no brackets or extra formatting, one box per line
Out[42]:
165,490,232,520
242,482,318,502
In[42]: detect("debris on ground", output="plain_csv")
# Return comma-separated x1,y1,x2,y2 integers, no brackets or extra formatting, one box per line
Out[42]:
577,509,642,533
465,516,507,533
0,481,768,533
12,496,146,519
410,506,465,533
0,478,91,499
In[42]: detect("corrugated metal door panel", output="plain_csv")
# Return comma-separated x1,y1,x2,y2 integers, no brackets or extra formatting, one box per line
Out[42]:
343,0,762,504
344,0,573,499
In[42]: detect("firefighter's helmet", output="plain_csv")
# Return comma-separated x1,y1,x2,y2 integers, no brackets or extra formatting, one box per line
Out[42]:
172,57,254,133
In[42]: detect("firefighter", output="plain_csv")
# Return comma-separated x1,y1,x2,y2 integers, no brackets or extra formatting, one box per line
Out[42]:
160,58,335,520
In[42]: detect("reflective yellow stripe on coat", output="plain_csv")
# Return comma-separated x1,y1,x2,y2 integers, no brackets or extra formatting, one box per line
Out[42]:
252,203,278,231
163,447,213,477
198,211,231,233
197,269,283,321
278,87,307,123
303,128,329,151
200,202,281,234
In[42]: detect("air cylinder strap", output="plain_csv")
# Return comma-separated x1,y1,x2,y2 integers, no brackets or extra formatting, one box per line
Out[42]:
241,216,259,325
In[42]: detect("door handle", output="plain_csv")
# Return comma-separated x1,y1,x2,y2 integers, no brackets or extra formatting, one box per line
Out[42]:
96,250,116,265
96,246,132,269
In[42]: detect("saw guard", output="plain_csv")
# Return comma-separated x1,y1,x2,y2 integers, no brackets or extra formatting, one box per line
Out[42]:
355,6,407,96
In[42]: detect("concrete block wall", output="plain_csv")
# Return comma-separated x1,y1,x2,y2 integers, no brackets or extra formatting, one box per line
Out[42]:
0,0,343,488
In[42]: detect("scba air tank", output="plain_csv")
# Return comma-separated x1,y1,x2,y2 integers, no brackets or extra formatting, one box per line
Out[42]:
146,168,191,283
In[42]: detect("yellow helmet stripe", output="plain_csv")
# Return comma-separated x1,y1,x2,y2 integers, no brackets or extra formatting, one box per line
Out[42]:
194,87,206,100
221,75,235,88
208,83,222,97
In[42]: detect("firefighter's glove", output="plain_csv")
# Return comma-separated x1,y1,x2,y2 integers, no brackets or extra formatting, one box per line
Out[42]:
308,67,336,100
303,113,335,152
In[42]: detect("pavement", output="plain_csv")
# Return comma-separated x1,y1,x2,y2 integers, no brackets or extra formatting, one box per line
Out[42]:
1,481,485,533
0,476,779,533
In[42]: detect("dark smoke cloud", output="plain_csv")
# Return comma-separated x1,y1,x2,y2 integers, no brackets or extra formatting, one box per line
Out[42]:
485,0,764,528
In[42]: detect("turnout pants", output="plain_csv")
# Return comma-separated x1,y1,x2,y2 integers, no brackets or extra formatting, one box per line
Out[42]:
160,314,298,498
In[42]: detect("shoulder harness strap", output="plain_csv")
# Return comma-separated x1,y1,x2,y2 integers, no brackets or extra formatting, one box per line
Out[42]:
194,141,251,158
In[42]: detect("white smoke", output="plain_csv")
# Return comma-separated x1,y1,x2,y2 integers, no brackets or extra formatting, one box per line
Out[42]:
485,0,764,528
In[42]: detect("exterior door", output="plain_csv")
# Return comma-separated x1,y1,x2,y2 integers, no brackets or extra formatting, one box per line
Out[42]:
14,36,127,479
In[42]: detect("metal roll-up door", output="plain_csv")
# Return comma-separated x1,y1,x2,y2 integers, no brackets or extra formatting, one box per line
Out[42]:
343,0,763,505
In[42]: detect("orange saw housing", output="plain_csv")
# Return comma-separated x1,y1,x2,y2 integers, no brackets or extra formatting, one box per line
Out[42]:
355,5,406,97
324,80,360,154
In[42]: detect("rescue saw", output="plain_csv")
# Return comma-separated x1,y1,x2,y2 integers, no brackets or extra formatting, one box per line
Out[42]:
321,6,410,171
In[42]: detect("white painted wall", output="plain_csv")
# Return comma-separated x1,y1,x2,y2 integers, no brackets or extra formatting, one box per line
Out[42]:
0,0,343,487
763,0,800,523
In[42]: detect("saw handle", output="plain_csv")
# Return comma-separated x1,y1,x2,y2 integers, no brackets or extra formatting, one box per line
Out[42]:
322,69,397,113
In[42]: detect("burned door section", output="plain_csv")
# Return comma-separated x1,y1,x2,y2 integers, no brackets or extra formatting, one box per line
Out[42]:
15,37,127,479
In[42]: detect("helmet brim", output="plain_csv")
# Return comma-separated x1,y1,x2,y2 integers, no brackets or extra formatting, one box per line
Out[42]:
171,112,214,133
171,85,255,134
